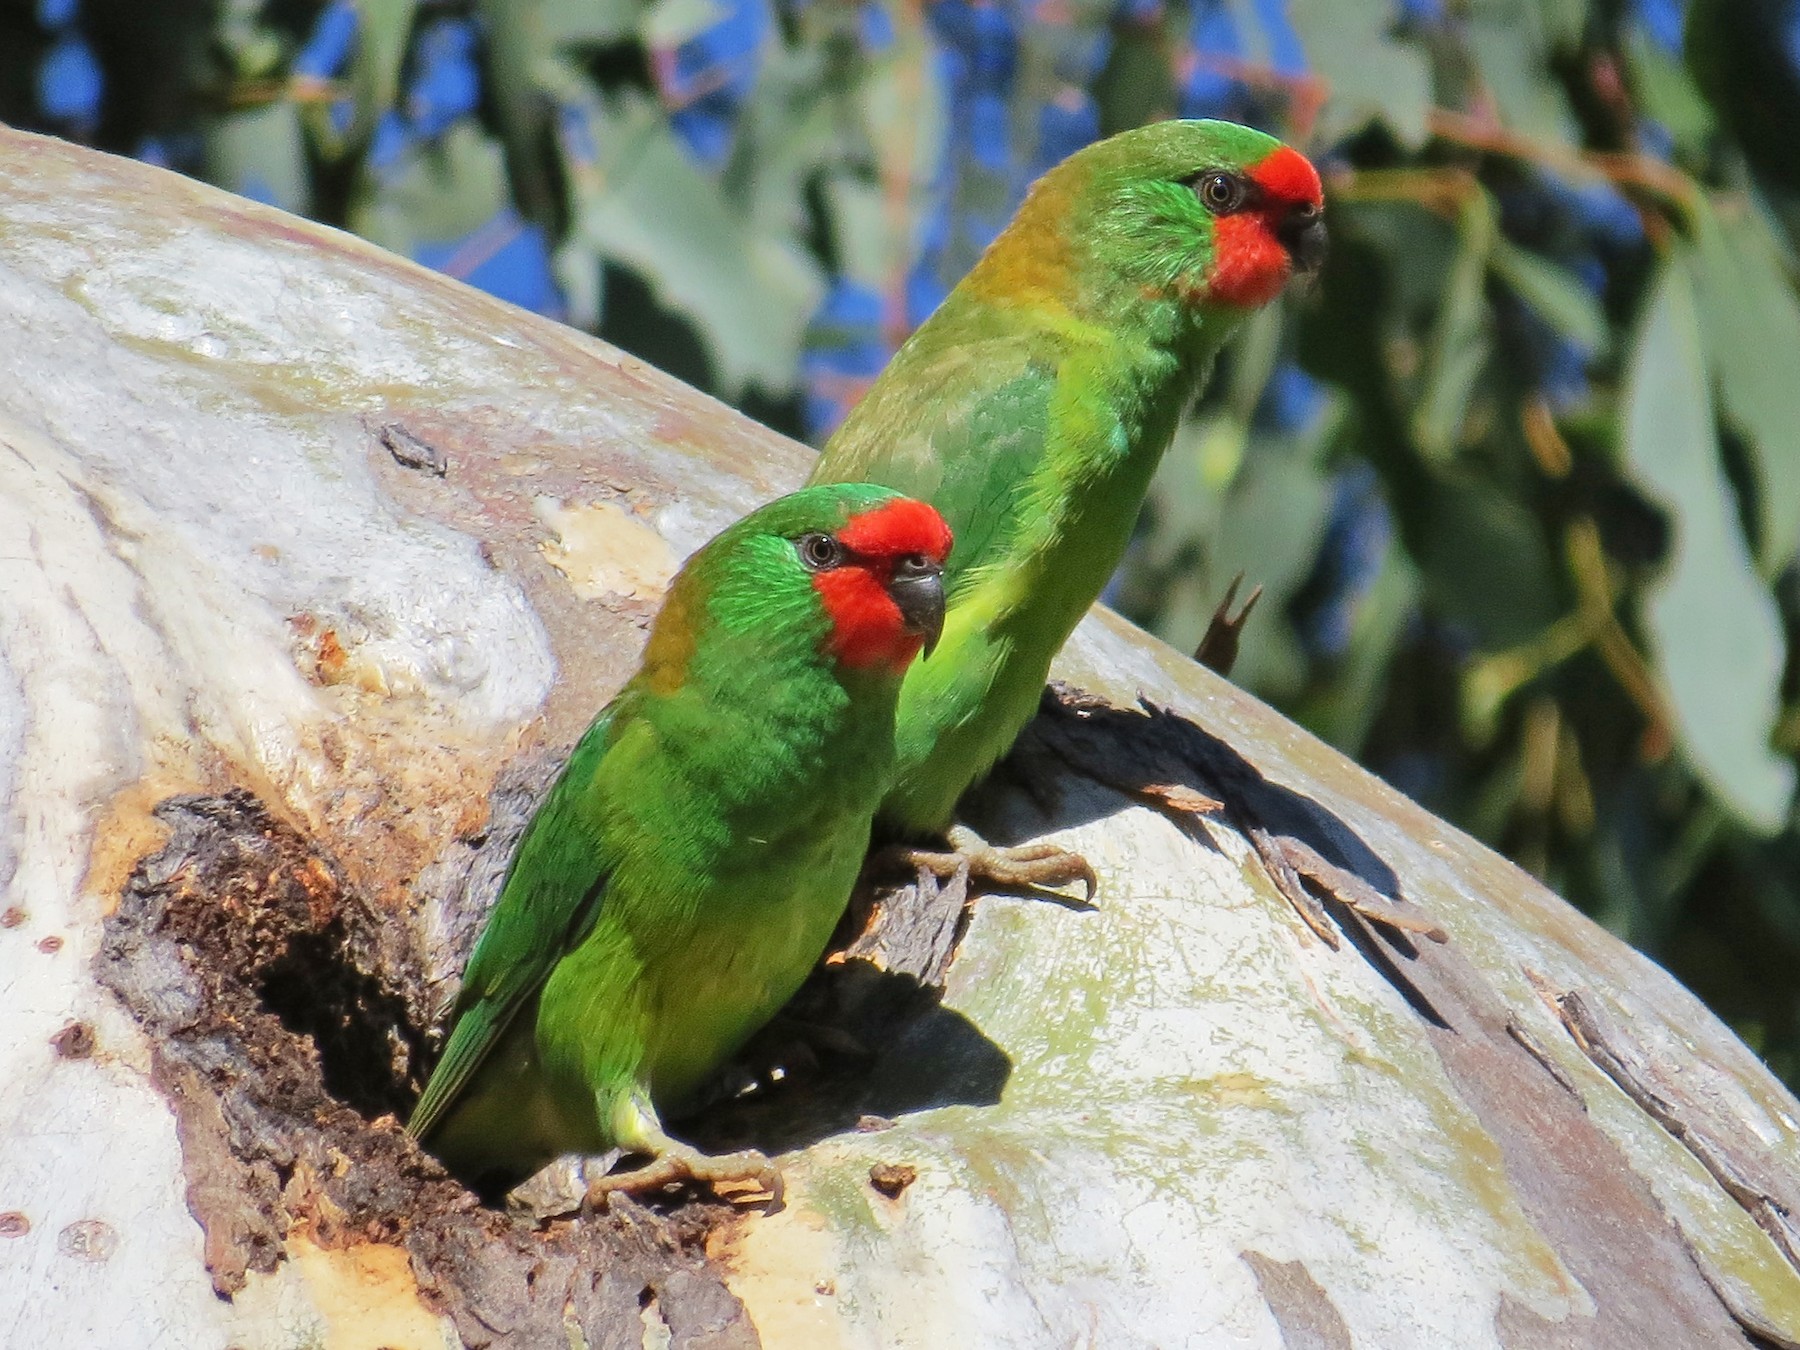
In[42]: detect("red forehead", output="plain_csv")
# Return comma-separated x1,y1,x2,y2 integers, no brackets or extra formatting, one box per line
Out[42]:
1248,145,1323,208
837,497,953,562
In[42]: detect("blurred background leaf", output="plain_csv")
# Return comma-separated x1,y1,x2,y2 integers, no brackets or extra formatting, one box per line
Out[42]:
1623,252,1794,831
9,0,1798,1083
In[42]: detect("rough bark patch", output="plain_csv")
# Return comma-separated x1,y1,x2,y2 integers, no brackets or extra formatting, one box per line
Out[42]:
1241,1252,1353,1350
96,790,756,1350
1028,683,1779,1349
1369,918,1760,1349
1552,988,1800,1276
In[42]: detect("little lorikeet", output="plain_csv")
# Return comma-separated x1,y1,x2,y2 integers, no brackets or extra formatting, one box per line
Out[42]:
808,119,1326,889
408,484,952,1204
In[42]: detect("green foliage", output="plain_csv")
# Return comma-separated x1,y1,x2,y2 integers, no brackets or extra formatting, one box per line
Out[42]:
1624,252,1793,832
12,0,1800,1082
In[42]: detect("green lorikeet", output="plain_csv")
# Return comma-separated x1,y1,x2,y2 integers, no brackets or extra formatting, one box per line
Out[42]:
408,484,952,1203
807,119,1326,888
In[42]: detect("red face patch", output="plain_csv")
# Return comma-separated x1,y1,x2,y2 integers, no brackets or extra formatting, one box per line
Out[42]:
1198,144,1325,310
1205,215,1296,309
813,498,952,672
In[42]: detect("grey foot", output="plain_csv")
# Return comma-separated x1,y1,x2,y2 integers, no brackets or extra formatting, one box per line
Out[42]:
588,1142,784,1212
889,824,1097,902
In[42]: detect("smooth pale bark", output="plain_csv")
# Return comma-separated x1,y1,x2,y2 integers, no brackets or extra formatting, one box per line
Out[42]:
2,128,1798,1349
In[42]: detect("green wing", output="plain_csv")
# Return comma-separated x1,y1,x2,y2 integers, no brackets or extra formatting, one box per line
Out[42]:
810,327,1056,590
408,707,619,1140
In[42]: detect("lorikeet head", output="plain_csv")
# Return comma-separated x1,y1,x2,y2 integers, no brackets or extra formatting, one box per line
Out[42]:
804,490,953,668
978,119,1325,316
640,485,952,692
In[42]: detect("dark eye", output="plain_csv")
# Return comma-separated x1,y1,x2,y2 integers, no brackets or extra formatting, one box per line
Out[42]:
797,533,844,570
1196,171,1247,215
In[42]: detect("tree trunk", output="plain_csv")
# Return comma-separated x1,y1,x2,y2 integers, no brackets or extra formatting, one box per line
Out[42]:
2,127,1798,1349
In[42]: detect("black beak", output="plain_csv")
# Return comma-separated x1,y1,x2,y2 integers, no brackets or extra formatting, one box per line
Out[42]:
1278,202,1328,276
888,557,946,659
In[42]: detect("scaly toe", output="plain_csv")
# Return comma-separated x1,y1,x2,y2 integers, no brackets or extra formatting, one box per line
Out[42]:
944,827,1096,901
876,842,969,882
587,1146,784,1212
876,829,1097,901
682,1148,785,1210
964,844,1097,901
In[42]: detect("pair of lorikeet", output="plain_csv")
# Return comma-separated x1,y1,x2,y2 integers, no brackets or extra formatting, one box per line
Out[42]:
406,120,1327,1204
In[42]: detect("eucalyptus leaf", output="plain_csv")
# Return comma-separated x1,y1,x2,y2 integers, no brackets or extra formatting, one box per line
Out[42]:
563,95,824,395
1301,547,1420,757
1532,0,1587,46
535,0,645,45
1413,189,1497,460
204,100,312,216
856,15,952,282
731,42,842,244
1207,446,1336,696
1146,416,1232,571
1491,239,1609,355
1419,474,1562,650
553,237,604,330
1288,0,1431,144
640,0,731,50
344,0,418,148
349,119,511,255
474,0,577,224
1013,0,1114,125
1225,306,1285,422
1691,197,1800,571
1623,253,1794,833
822,175,892,292
1465,0,1575,141
1623,28,1717,146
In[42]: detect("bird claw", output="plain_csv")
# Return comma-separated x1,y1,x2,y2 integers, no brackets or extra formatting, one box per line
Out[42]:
889,825,1097,903
586,1144,785,1213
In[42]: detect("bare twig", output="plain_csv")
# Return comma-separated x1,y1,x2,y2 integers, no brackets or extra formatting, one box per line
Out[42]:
1194,571,1264,678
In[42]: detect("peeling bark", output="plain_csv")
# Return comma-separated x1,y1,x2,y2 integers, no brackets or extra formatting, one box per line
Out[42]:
1242,1252,1354,1350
